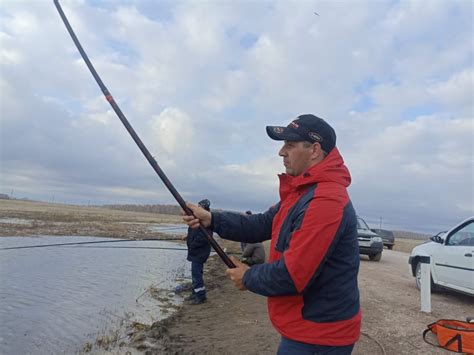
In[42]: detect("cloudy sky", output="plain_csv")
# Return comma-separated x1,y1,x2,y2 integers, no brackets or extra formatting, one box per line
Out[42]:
0,0,472,233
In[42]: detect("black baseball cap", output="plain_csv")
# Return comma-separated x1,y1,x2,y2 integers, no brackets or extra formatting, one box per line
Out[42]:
266,114,336,153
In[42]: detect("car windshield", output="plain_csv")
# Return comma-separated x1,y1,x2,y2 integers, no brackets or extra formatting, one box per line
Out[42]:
357,217,370,230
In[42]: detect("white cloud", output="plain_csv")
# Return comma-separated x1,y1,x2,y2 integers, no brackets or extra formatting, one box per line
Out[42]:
345,115,473,230
150,107,194,154
429,69,474,113
200,70,249,111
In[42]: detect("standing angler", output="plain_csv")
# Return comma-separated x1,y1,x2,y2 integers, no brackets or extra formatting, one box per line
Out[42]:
184,114,361,354
184,199,212,305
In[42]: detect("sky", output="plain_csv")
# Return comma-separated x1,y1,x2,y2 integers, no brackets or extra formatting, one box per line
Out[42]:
0,0,473,234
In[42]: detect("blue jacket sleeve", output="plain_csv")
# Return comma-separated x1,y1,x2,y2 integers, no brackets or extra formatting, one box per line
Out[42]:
211,203,279,243
242,256,298,296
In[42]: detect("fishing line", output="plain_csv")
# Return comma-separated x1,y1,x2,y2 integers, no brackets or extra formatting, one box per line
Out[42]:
79,245,187,251
0,238,182,251
76,245,242,255
78,245,243,259
149,226,188,231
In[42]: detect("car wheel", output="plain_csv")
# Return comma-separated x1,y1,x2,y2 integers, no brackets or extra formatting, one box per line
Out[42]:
415,262,438,291
369,252,382,261
387,245,393,250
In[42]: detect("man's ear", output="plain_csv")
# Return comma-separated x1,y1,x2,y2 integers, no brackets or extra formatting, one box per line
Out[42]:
312,142,328,162
311,142,323,159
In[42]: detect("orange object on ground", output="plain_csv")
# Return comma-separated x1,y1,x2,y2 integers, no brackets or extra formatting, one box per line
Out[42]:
423,319,474,354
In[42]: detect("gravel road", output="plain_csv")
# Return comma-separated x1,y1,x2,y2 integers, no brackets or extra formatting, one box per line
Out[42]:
356,249,473,354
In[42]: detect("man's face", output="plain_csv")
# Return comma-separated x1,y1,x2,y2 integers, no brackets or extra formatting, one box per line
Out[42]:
278,141,315,176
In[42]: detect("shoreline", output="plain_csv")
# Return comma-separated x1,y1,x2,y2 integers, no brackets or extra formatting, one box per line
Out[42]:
128,245,281,354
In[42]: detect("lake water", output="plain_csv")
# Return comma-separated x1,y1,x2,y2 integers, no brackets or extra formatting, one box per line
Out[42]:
0,236,189,354
147,224,188,235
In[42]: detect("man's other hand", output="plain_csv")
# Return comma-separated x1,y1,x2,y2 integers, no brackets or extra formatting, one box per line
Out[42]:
226,256,249,291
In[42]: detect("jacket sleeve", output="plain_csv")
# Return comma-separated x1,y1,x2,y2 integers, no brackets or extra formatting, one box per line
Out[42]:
211,203,279,243
242,257,297,296
243,192,347,296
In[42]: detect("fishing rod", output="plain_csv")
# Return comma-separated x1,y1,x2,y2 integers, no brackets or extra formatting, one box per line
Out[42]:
53,0,235,268
0,237,182,251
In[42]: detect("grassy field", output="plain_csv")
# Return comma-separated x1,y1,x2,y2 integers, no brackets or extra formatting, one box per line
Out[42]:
0,199,427,253
0,199,184,239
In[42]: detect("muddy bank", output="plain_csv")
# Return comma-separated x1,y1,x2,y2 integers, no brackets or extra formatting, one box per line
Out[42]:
129,240,280,355
129,246,472,355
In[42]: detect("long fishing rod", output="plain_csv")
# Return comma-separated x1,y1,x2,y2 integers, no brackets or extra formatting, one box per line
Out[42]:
53,0,235,268
0,237,182,251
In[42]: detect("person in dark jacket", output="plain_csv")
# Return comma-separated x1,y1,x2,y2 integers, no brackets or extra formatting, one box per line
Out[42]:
184,114,360,354
240,242,265,266
240,211,266,266
185,198,212,305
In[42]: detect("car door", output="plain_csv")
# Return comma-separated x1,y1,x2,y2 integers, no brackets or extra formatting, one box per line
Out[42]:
432,220,474,292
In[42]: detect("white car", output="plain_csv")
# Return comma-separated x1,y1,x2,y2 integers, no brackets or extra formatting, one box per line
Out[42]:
408,216,474,296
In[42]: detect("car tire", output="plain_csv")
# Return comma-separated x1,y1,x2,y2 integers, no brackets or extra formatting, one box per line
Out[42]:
369,252,382,261
415,261,438,291
387,245,393,250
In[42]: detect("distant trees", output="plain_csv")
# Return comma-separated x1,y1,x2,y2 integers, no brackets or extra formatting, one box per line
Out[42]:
0,194,10,200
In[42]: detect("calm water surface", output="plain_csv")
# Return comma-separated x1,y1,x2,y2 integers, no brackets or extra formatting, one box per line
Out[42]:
0,236,188,354
148,224,188,235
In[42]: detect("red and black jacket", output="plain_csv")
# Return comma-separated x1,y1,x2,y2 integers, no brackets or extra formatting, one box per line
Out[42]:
212,148,361,346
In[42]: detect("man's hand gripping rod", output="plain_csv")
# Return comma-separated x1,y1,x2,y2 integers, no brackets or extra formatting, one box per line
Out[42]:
53,0,235,268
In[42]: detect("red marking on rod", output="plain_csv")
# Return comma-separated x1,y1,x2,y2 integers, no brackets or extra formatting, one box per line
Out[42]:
105,95,113,102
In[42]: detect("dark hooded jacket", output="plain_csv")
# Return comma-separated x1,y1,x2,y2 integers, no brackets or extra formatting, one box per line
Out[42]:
186,227,211,263
211,148,361,346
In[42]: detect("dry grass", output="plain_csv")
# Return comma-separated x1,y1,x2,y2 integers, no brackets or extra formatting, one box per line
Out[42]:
0,199,184,239
392,238,426,253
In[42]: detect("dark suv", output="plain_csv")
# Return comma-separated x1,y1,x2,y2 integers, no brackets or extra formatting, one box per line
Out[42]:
357,216,384,261
370,228,395,250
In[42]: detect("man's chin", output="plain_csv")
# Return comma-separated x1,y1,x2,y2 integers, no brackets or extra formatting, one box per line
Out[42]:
284,168,296,176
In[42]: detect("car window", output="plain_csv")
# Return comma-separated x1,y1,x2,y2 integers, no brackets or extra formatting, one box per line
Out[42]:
446,221,474,246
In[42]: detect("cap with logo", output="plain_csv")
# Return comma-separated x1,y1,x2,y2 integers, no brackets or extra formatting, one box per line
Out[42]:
266,114,336,153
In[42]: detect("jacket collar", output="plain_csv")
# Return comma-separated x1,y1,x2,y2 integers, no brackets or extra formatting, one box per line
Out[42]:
278,148,351,200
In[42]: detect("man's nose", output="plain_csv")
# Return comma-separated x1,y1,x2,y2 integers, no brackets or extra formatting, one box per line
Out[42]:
278,146,286,157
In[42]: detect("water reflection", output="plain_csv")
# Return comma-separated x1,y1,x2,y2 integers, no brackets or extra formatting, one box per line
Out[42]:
0,236,188,354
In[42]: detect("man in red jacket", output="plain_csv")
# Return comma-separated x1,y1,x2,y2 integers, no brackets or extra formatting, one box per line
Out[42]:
184,114,361,354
